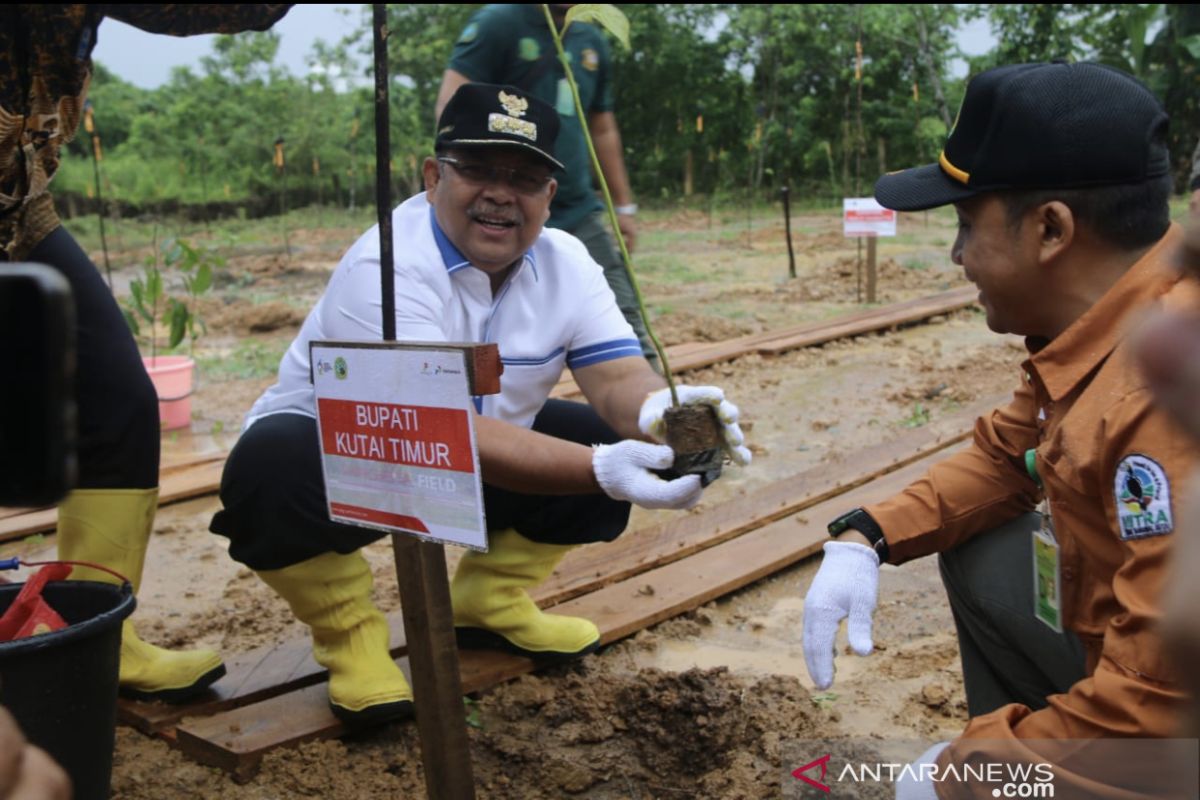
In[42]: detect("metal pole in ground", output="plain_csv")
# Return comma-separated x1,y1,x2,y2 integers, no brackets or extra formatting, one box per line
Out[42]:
781,186,795,279
371,6,476,798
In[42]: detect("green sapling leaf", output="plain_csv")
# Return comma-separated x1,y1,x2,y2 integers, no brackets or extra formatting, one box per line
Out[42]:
564,4,629,49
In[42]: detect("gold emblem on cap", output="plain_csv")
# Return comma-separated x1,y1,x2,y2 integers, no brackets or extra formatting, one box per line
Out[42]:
938,151,970,185
498,90,528,118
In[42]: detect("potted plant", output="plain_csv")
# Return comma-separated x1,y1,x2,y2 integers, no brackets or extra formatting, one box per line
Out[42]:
122,236,220,430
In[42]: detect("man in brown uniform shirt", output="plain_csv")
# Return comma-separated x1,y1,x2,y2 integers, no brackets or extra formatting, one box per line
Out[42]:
802,62,1197,798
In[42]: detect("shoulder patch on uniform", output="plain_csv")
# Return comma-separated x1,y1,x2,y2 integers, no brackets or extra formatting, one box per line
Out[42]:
1114,453,1173,539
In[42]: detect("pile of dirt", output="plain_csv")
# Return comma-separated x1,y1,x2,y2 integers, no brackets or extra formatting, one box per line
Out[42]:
773,256,957,304
465,663,821,799
199,296,306,334
883,323,1026,406
638,207,712,232
651,309,757,345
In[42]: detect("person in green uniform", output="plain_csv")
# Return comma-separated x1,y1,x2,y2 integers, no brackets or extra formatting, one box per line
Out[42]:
436,3,657,369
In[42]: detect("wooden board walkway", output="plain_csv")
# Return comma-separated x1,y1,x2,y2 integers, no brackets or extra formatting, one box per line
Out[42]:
0,452,228,541
171,448,958,780
116,391,1008,779
118,393,999,736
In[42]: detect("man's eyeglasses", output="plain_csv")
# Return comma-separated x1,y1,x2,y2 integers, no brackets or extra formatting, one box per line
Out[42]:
437,157,553,195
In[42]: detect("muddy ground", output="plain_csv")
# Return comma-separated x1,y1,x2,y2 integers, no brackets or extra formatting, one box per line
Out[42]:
21,201,1029,798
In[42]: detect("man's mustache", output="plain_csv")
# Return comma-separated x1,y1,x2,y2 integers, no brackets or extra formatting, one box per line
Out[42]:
467,205,522,225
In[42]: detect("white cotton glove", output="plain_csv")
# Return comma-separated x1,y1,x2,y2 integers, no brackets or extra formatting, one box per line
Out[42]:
894,742,950,800
638,385,752,466
592,440,704,510
802,540,880,690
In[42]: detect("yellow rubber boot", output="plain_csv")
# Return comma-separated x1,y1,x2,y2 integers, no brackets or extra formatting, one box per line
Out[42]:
451,528,600,661
57,488,226,703
257,550,413,726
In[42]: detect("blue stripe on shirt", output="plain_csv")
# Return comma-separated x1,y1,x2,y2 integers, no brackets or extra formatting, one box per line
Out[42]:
429,206,471,272
501,347,565,366
566,338,643,369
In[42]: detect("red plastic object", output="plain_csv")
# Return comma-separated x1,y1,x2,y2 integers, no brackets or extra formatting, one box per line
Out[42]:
0,563,73,641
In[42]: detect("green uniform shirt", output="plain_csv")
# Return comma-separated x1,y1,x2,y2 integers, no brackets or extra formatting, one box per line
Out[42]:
449,4,614,232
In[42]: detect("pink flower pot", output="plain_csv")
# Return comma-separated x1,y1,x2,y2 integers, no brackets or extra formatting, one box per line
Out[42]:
142,356,194,431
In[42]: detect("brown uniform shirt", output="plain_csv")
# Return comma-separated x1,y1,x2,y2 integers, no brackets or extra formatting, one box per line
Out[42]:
866,228,1195,788
0,4,290,260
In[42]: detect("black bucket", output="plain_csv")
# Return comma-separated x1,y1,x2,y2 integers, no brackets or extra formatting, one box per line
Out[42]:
0,580,135,800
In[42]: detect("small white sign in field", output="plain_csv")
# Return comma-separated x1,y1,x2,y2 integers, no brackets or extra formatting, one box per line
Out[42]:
843,197,897,237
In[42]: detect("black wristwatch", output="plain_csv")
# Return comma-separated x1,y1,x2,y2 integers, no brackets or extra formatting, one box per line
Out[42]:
828,507,890,562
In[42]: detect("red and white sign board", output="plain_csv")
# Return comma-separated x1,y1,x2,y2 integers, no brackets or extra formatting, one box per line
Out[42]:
310,341,487,550
843,197,897,237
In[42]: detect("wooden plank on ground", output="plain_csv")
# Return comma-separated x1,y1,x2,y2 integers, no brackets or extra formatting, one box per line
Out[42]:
118,612,407,734
755,286,976,355
550,286,976,399
533,392,999,606
134,392,1008,730
174,448,954,779
121,393,1003,734
0,452,230,541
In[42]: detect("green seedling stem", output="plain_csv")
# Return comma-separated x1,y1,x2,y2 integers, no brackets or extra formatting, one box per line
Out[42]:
542,4,678,406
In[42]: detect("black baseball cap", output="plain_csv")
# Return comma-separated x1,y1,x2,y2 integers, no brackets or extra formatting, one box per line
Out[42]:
875,62,1170,211
435,82,564,171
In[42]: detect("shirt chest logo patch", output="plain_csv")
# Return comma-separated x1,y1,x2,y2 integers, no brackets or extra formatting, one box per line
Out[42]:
1114,454,1173,539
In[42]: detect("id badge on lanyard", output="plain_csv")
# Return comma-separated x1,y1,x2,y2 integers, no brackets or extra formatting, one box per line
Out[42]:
1027,448,1063,632
1032,502,1063,632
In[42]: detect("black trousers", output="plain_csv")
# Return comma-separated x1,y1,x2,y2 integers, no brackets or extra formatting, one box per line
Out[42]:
210,399,632,571
22,227,159,489
939,512,1088,717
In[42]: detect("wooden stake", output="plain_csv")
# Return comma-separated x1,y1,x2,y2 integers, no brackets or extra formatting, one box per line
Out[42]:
866,236,877,304
856,238,863,304
274,137,290,261
373,6,475,798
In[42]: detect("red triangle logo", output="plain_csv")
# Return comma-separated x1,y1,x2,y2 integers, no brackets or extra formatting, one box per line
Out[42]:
792,754,832,793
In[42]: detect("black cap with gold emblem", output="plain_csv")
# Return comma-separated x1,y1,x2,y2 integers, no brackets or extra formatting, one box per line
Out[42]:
435,82,565,171
874,62,1170,212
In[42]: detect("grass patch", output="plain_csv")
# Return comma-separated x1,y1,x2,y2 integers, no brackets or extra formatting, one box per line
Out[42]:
900,402,932,428
197,339,288,381
635,252,708,283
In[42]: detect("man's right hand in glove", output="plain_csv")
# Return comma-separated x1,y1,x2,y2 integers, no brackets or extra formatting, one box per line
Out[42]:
593,440,703,510
802,537,881,690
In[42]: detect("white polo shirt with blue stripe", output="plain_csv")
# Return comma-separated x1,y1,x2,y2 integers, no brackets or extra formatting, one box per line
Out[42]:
245,192,641,430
